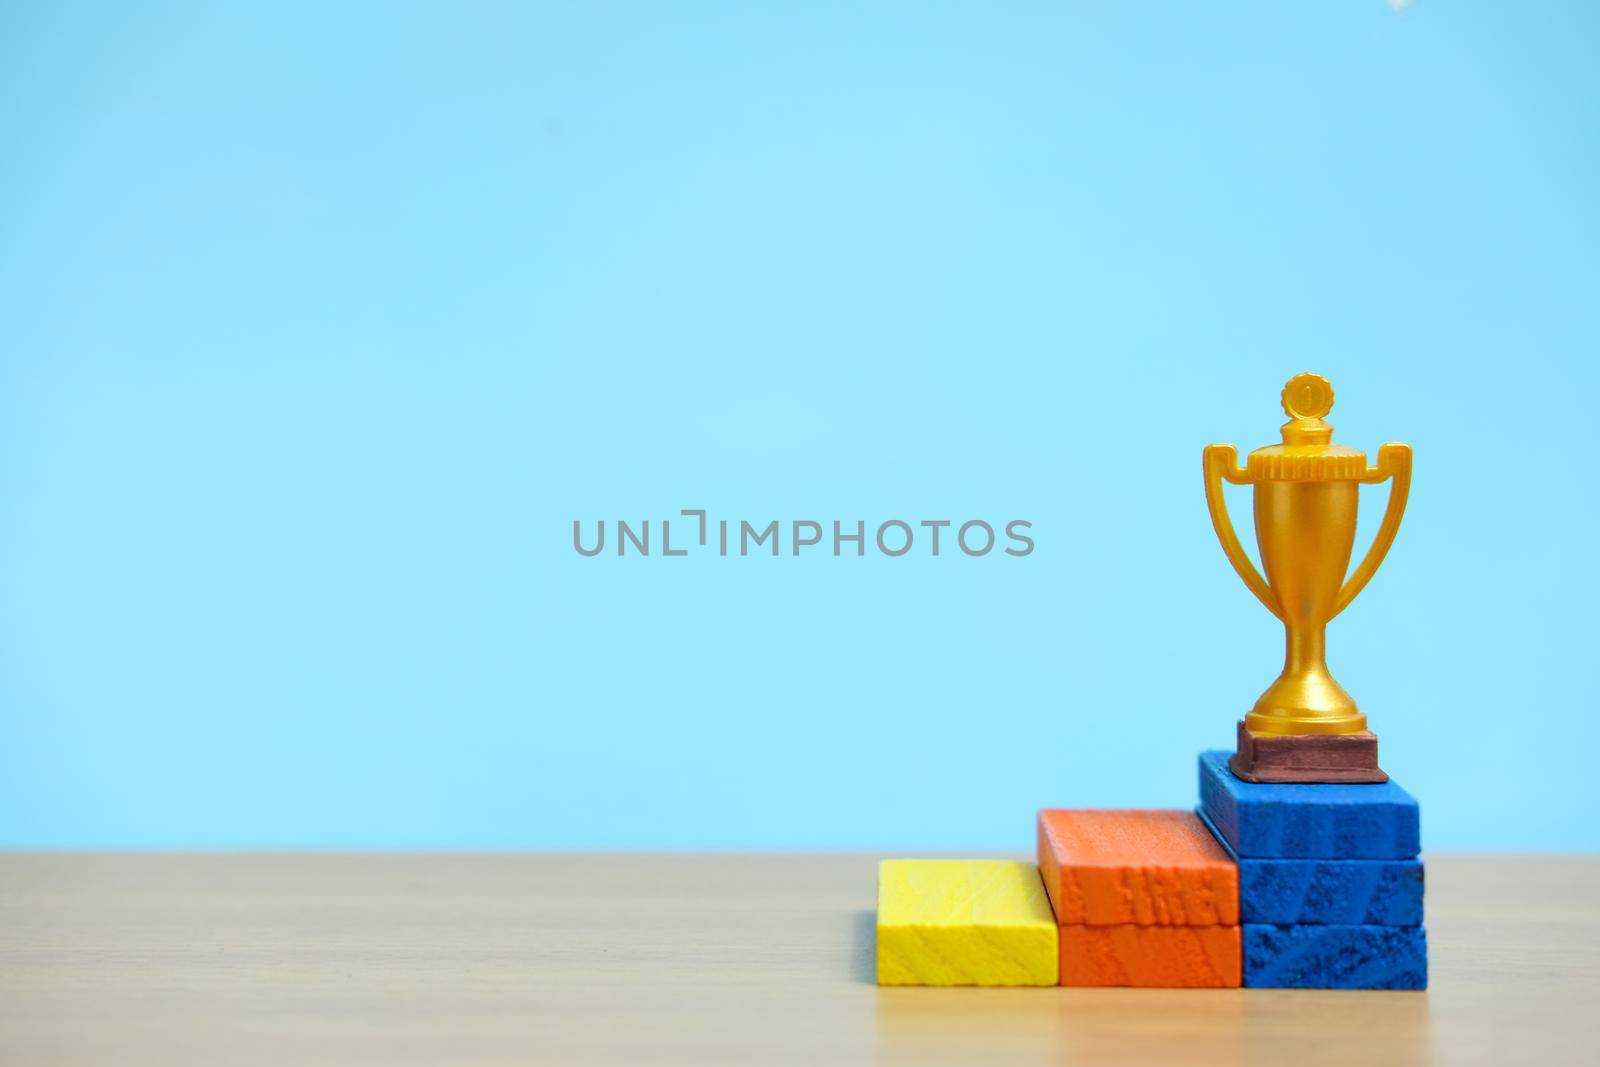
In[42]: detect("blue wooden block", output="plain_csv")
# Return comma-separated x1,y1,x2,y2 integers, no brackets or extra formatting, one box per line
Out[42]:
1198,809,1424,925
1199,750,1420,859
1243,923,1427,989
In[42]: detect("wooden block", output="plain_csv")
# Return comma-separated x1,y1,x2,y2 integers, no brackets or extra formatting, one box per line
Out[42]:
1199,750,1420,859
1037,810,1238,926
876,860,1058,986
1059,924,1241,987
1199,809,1424,925
1243,923,1428,989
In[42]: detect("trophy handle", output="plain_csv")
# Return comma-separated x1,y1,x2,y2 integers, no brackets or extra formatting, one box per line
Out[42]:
1203,444,1284,621
1331,442,1413,619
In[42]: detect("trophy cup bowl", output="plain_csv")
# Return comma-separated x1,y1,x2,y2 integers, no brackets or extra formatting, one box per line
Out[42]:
1204,373,1412,783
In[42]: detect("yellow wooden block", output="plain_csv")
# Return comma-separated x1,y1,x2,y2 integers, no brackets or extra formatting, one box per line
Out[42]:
876,859,1059,986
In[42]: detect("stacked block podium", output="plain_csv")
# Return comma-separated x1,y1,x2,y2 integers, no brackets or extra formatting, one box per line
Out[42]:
876,751,1426,990
1198,751,1428,989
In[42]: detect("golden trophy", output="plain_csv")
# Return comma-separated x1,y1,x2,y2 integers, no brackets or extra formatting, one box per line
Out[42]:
1203,373,1412,783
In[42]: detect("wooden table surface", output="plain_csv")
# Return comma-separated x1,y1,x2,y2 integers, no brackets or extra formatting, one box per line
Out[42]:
1,853,1595,1066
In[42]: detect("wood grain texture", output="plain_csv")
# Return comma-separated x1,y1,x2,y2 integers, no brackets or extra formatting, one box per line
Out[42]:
1243,923,1427,990
2,854,1598,1066
1240,858,1423,926
876,860,1057,986
1038,810,1238,925
1200,809,1425,925
1060,924,1241,988
1200,751,1420,859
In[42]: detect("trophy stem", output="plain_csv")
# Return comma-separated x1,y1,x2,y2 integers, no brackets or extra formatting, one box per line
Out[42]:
1244,617,1365,735
1284,623,1326,676
1232,608,1388,783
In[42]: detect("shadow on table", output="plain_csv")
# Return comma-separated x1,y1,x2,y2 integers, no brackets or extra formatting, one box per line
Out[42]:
851,909,875,984
874,980,1433,1065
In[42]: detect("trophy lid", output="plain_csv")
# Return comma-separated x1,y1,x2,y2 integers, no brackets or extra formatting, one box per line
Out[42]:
1247,373,1367,482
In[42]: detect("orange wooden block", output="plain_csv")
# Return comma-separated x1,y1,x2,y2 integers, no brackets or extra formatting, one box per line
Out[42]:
1059,924,1241,988
1037,809,1238,926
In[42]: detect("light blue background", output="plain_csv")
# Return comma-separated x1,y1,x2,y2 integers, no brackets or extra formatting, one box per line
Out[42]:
3,2,1596,850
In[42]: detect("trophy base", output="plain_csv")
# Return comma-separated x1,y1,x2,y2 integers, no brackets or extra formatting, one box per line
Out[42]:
1228,720,1389,784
